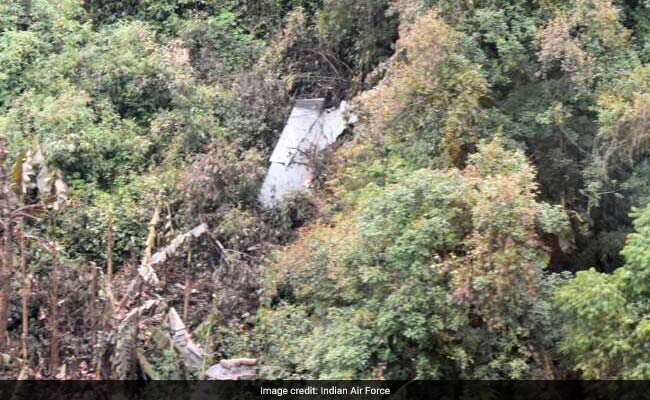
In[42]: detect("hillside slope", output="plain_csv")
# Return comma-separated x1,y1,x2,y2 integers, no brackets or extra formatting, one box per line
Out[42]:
0,0,650,380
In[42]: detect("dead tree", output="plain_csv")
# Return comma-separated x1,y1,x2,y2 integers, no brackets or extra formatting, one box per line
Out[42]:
47,242,61,375
22,235,63,375
0,140,68,370
89,262,97,350
0,143,15,350
17,222,29,361
106,213,113,282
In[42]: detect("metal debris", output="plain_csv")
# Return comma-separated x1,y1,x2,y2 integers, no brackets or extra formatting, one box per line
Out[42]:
166,308,257,380
205,358,257,380
168,307,205,370
259,99,356,206
150,223,208,266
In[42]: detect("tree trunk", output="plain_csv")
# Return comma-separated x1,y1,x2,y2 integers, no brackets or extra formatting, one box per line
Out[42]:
0,220,12,350
183,250,192,323
106,216,113,282
89,262,97,350
0,144,14,351
183,273,192,323
18,222,29,361
48,243,60,375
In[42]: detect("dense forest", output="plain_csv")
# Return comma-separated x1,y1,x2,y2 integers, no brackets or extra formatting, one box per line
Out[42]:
1,0,650,380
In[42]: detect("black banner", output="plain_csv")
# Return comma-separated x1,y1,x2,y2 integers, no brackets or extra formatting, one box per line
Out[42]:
1,380,649,400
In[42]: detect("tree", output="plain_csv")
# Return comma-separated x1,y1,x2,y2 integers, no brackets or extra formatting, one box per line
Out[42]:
0,142,16,349
357,9,487,168
555,205,650,379
257,138,568,379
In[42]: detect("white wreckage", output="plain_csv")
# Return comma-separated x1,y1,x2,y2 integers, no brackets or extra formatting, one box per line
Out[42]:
259,99,357,207
133,223,258,380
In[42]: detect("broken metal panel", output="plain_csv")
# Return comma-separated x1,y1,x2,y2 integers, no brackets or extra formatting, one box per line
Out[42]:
269,99,325,165
133,223,208,296
168,307,205,370
260,99,356,207
259,162,312,206
165,308,258,380
150,223,208,266
316,100,356,147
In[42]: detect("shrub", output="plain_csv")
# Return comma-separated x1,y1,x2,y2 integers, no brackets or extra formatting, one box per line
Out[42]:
257,139,568,379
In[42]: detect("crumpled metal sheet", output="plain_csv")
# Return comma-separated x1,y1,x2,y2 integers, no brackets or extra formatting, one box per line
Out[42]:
269,99,325,165
260,100,356,206
168,307,205,370
150,223,208,266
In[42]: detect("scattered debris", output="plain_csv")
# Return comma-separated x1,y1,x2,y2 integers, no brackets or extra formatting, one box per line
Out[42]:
136,221,207,289
259,99,356,206
168,307,205,370
151,223,208,266
205,358,257,380
166,308,258,380
105,299,159,380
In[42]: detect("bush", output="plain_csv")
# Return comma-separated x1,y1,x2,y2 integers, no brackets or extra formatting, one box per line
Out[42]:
257,139,568,379
555,205,650,379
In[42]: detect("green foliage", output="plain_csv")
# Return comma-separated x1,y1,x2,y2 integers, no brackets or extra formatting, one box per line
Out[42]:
259,1,398,99
587,65,650,205
358,9,488,169
555,205,650,378
229,0,324,39
179,140,264,218
2,86,150,186
57,174,162,264
0,30,44,107
83,0,219,34
410,0,650,271
0,0,233,272
622,160,650,208
316,0,398,85
0,1,23,32
257,139,566,379
181,10,264,82
3,0,650,382
629,0,650,62
213,72,290,152
72,22,177,122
